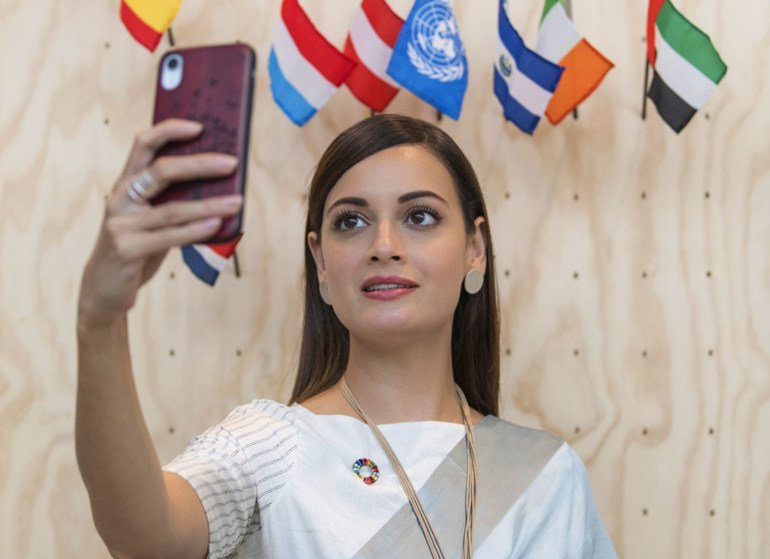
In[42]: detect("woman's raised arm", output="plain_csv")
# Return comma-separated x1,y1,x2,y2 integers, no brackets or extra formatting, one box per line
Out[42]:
75,119,242,559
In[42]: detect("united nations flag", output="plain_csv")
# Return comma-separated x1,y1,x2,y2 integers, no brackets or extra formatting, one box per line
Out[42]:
386,0,468,119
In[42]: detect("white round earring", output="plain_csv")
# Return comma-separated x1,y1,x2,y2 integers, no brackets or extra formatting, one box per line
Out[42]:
319,282,332,305
464,268,484,294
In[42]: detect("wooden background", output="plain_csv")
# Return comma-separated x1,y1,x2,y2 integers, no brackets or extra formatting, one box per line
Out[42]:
1,0,768,557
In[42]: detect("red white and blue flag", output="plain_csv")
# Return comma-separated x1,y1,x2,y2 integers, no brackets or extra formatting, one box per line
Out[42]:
182,235,241,286
269,0,355,125
344,0,404,112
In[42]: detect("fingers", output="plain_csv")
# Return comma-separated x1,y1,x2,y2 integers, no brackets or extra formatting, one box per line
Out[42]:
112,216,226,262
104,195,242,261
112,152,238,211
121,119,204,179
114,195,243,232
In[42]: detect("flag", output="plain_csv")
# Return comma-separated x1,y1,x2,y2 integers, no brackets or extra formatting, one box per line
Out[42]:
494,0,564,134
344,0,404,112
269,0,355,126
646,0,665,64
182,235,242,286
536,0,613,124
647,1,727,133
120,0,182,52
386,0,468,119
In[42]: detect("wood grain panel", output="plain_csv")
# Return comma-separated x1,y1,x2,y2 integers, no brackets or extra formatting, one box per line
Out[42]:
1,0,767,557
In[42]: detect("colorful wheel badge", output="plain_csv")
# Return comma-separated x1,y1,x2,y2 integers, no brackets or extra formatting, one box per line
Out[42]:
352,458,380,485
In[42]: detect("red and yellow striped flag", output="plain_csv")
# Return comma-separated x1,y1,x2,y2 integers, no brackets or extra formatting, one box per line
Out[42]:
120,0,182,52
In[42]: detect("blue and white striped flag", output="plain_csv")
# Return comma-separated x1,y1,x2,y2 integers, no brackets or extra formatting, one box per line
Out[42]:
493,0,564,134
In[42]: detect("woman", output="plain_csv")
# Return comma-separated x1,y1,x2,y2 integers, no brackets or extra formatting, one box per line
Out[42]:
76,114,617,558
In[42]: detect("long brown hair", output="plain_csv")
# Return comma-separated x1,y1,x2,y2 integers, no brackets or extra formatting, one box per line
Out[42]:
290,114,500,416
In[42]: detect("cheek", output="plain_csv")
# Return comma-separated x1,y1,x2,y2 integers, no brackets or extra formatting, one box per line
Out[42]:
322,243,361,283
414,238,468,284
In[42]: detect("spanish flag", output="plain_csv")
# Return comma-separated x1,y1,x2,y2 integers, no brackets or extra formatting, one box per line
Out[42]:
120,0,182,52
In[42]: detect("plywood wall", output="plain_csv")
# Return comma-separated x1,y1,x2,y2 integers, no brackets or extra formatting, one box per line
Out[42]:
1,0,768,557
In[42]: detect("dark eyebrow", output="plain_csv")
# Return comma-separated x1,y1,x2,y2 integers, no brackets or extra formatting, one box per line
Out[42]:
326,190,448,215
397,190,449,206
326,197,368,215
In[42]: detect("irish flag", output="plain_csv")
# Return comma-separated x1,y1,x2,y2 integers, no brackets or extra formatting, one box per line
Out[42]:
120,0,182,52
536,0,613,125
647,0,727,133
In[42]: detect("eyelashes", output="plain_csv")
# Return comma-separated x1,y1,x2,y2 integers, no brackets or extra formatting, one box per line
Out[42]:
331,209,367,232
405,204,441,227
330,204,442,232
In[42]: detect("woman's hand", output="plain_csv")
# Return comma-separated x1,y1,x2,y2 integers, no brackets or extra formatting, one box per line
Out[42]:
78,119,243,329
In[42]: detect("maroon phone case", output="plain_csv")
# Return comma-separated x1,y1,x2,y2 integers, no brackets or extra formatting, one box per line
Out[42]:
151,43,256,243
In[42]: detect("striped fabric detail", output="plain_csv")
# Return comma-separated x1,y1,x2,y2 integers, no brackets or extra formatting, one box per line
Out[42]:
120,0,182,52
163,400,298,558
271,18,340,110
343,0,403,111
536,1,581,63
268,0,354,125
535,0,613,124
647,0,727,132
494,0,563,134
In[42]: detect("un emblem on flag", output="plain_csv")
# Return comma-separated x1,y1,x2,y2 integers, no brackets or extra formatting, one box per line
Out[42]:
407,0,465,83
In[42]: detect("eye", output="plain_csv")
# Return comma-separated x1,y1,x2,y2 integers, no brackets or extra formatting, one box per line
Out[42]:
406,205,441,227
332,210,368,231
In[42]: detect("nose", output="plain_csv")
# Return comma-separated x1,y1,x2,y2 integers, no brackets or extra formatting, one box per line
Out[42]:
368,220,403,262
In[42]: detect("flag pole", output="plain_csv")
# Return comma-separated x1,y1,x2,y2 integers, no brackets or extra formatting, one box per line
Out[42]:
232,249,241,278
563,0,578,120
641,57,650,119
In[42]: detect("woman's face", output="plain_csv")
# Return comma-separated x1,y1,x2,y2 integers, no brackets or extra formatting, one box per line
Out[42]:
308,145,486,344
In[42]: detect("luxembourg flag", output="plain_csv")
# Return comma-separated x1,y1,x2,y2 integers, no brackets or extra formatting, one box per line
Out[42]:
269,0,355,125
494,0,564,134
344,0,404,112
181,235,241,286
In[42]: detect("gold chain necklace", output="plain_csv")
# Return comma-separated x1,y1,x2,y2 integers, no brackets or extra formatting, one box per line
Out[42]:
340,377,478,559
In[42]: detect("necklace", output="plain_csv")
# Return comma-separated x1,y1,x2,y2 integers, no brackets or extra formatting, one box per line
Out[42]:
340,377,478,559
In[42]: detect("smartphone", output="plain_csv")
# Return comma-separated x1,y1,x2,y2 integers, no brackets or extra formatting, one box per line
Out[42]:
151,43,256,243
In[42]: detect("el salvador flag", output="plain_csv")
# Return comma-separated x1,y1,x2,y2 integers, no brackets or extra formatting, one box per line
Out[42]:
269,0,355,126
494,0,564,134
386,0,468,120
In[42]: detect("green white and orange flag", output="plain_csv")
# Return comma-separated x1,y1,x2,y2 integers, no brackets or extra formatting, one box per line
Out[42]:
535,0,613,124
120,0,182,52
646,0,727,133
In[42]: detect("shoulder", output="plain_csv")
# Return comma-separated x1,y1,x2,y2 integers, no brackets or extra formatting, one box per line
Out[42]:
219,398,297,429
479,415,565,459
171,399,300,470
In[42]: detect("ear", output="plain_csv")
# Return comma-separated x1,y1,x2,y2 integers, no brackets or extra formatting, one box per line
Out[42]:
307,231,327,282
466,216,487,271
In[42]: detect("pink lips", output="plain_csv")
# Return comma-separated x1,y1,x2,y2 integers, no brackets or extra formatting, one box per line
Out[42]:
361,276,418,301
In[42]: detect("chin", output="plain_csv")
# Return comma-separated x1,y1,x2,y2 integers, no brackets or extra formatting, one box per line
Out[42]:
347,314,452,345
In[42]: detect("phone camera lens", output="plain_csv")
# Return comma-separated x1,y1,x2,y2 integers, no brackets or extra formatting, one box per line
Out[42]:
168,58,179,69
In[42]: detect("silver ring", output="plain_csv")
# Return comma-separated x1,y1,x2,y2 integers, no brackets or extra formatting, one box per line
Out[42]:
126,170,160,203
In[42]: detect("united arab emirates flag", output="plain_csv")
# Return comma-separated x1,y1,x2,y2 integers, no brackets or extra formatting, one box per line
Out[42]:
647,0,727,133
